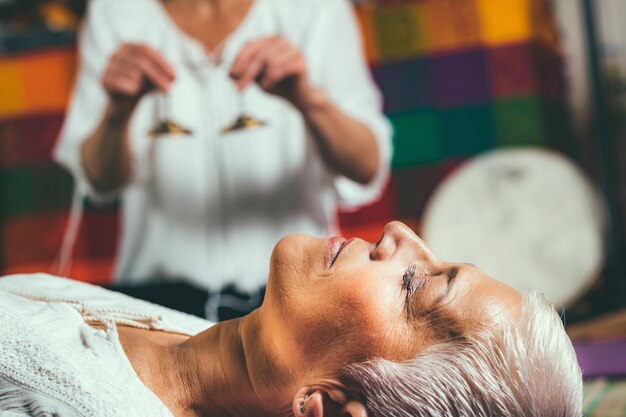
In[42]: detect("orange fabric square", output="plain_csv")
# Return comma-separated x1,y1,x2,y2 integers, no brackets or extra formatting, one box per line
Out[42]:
531,0,561,50
355,6,380,64
421,0,482,53
20,48,76,114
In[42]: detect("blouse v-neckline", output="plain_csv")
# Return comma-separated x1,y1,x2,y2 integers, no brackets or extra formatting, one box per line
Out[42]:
152,0,261,64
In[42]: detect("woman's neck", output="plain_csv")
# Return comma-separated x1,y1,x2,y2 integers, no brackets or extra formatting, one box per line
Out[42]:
156,311,296,417
162,0,254,55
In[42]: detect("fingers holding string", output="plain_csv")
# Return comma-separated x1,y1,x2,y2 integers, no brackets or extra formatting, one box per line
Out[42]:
107,43,176,96
258,47,303,91
130,45,176,93
103,66,143,97
229,36,286,90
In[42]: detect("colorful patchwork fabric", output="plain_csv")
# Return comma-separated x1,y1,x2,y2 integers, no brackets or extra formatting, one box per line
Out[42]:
583,379,626,417
0,0,569,283
0,48,117,282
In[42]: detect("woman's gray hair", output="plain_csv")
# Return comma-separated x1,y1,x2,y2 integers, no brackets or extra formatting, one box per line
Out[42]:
341,293,583,417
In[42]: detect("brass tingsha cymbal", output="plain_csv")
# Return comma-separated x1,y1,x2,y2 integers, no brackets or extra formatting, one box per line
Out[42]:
222,114,266,134
148,120,193,138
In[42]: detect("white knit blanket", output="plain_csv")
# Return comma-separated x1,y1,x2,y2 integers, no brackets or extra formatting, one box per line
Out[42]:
0,274,212,416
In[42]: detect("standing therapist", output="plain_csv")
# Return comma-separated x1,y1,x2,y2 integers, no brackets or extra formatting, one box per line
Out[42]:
54,0,392,320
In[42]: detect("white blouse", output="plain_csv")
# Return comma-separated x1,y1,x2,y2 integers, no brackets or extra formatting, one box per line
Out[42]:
54,0,392,291
0,273,212,417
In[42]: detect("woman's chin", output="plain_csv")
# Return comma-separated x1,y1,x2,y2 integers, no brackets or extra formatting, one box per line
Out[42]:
270,234,324,278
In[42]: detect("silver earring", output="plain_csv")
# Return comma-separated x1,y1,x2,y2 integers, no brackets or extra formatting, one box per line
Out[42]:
300,395,308,415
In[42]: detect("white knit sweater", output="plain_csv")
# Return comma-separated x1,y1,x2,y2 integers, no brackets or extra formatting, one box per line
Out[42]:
0,274,212,416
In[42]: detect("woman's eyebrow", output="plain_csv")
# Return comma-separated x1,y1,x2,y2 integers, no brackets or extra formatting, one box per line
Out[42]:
447,266,459,285
436,266,460,304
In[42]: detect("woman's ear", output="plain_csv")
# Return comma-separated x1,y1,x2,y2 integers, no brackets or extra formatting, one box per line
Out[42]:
292,386,369,417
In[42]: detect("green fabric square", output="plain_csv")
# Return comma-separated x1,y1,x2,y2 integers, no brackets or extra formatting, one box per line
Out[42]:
439,104,495,157
0,165,73,219
494,97,547,147
389,110,441,168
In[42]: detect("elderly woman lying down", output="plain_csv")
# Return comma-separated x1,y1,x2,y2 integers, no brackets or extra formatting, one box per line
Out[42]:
0,221,582,417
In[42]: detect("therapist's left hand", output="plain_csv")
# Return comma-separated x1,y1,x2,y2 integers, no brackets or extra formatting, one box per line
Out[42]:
229,36,321,111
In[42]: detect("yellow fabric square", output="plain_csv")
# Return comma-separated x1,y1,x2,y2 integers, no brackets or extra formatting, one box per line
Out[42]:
477,0,532,45
372,4,429,62
0,63,26,118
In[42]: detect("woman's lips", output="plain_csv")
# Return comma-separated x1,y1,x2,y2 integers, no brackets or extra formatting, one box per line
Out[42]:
327,237,354,268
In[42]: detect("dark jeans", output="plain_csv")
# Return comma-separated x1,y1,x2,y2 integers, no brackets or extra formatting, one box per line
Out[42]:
104,281,265,322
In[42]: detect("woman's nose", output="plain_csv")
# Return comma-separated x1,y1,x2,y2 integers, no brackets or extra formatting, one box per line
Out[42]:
371,221,439,264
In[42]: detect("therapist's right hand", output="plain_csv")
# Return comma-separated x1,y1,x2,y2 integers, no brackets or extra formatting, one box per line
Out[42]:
101,43,175,112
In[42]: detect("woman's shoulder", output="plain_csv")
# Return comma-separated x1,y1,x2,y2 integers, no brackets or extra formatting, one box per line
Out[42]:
259,0,350,46
263,0,341,11
262,0,345,22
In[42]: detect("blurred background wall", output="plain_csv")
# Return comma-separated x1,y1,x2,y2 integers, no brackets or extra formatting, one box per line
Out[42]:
343,0,570,236
0,0,625,322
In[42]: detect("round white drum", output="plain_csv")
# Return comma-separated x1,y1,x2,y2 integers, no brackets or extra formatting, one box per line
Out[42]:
422,148,606,307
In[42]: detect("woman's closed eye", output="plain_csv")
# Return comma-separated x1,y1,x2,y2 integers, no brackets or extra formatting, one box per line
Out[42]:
402,265,427,299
